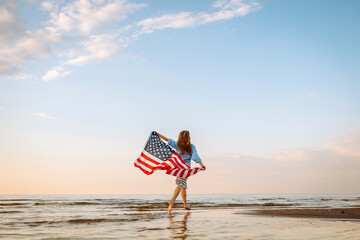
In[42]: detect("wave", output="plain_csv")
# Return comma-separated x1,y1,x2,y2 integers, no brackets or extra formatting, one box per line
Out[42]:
0,210,23,214
339,198,360,202
8,218,140,227
113,202,298,211
0,200,301,209
320,198,360,202
23,220,60,226
67,218,138,224
0,203,28,206
0,199,41,201
34,201,100,206
0,201,102,206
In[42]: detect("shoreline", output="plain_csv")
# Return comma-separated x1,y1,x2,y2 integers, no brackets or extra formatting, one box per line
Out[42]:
244,207,360,220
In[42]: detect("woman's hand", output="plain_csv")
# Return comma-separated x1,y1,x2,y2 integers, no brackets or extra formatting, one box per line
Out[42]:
199,162,206,170
156,132,169,142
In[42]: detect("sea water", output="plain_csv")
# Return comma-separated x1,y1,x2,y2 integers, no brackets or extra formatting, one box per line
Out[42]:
1,194,359,239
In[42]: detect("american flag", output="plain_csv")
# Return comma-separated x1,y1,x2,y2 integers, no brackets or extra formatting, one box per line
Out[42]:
134,131,205,177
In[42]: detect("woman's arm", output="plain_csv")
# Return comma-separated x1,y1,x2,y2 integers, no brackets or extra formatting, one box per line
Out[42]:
156,132,169,142
198,161,206,169
191,145,205,169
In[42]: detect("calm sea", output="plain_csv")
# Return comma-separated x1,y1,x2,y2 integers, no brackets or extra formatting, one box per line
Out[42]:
1,194,359,239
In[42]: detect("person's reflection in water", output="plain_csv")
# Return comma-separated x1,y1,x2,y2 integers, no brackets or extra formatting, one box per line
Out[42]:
168,212,191,239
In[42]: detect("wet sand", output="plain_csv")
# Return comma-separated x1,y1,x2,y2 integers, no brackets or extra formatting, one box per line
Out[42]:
246,207,360,220
1,194,360,239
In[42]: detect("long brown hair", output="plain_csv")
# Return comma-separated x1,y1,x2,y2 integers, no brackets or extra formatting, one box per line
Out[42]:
177,130,192,155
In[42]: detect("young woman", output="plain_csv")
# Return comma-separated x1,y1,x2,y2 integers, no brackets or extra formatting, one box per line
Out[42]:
156,130,205,214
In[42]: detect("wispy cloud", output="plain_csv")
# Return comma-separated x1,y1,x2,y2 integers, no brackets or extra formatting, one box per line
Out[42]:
43,34,124,81
48,0,261,80
35,112,53,119
12,72,34,80
212,0,228,8
0,1,23,45
45,0,147,35
0,0,64,75
0,0,262,81
273,149,310,162
0,27,63,75
201,129,360,193
324,129,360,158
273,129,360,163
65,34,123,66
42,66,72,81
0,0,145,78
135,0,261,36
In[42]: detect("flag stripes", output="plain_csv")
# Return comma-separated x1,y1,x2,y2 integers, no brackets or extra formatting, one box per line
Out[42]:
134,132,205,177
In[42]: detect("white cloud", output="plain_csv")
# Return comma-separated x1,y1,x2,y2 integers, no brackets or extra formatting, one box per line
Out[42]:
65,34,122,66
1,0,144,78
47,0,261,79
212,0,228,8
136,0,261,35
12,72,34,80
201,130,360,193
35,112,53,119
0,106,4,110
137,12,196,34
2,0,262,80
203,149,360,193
273,129,360,163
56,48,79,58
47,0,147,35
17,28,62,56
0,25,63,75
273,149,310,162
324,129,360,158
0,1,23,45
42,66,72,81
0,1,23,74
43,34,123,81
39,0,146,80
41,1,54,11
0,2,63,75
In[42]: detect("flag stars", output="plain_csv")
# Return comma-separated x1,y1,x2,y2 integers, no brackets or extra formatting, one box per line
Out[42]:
144,133,174,161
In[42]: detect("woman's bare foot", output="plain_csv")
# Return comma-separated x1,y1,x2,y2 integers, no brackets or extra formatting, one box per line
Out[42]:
184,205,191,210
168,201,173,214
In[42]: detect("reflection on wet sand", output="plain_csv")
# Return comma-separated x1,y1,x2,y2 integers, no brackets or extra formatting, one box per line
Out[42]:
168,212,190,239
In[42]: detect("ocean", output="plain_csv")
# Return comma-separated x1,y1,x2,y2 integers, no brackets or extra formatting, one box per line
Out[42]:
1,193,359,239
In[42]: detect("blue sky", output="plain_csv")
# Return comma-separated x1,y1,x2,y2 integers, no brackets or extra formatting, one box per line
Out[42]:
0,0,359,194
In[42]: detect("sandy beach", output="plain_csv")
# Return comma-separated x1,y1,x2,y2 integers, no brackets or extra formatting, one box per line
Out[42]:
246,207,360,220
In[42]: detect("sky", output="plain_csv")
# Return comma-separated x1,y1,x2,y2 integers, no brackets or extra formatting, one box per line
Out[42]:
0,0,359,194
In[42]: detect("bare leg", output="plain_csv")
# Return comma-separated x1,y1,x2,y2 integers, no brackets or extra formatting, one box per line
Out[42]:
168,186,181,214
181,188,191,210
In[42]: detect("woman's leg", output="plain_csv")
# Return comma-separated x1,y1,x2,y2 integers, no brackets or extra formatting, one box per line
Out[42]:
168,186,181,213
181,188,191,210
170,186,181,204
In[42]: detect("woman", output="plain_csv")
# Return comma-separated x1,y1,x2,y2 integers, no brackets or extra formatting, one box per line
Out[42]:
156,130,205,214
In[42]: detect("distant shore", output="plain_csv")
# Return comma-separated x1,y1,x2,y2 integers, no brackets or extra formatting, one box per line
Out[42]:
245,207,360,220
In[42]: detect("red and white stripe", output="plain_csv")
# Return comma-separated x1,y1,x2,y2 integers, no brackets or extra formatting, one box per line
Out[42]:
134,151,205,177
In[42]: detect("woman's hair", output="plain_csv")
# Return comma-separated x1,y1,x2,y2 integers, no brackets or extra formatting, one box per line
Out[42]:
177,130,192,155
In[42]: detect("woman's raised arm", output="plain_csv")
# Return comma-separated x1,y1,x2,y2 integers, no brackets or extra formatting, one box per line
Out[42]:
156,132,169,142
